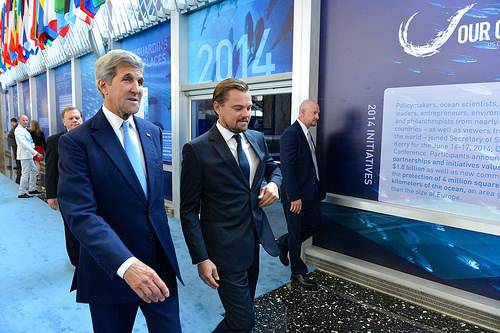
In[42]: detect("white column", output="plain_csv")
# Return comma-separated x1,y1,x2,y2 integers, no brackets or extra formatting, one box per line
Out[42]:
291,0,321,134
29,77,37,121
170,11,190,218
47,69,57,136
72,57,83,111
17,82,24,117
291,0,322,259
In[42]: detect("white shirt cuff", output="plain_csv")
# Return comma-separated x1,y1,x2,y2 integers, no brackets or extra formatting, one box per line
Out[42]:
117,257,139,279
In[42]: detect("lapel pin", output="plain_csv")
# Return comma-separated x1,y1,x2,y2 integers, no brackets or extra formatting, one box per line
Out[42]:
146,133,151,137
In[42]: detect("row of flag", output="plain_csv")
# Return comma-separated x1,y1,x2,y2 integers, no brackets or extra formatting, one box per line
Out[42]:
0,0,106,73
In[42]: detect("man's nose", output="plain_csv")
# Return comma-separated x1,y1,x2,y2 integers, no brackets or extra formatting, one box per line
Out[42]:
130,80,141,92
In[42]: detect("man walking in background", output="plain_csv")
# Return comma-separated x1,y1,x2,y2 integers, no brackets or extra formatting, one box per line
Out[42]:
277,100,326,290
7,117,21,184
14,115,42,198
57,50,181,332
45,106,83,267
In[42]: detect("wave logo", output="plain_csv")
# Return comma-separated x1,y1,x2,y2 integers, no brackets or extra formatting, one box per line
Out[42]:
399,4,476,57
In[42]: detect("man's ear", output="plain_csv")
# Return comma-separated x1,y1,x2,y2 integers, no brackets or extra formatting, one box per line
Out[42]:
97,79,108,96
213,101,220,115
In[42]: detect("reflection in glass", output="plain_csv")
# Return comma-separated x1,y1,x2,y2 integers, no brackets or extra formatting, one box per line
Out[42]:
191,93,291,161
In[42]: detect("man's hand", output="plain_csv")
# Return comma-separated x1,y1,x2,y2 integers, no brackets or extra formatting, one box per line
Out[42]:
123,260,169,303
289,199,302,214
258,182,279,207
47,198,58,210
197,259,219,289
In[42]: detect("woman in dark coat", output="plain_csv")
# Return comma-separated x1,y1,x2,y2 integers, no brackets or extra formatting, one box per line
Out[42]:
29,120,46,192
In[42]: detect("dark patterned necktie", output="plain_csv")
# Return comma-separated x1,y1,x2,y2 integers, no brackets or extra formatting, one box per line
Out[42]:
233,133,250,185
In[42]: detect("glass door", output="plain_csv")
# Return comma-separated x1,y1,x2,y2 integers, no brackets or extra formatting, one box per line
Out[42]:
190,92,291,161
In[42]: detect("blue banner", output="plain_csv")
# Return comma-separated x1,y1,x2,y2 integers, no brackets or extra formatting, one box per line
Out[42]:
316,0,500,301
80,53,102,121
35,73,49,138
119,22,172,163
188,0,293,84
319,0,500,201
54,63,73,133
11,86,18,119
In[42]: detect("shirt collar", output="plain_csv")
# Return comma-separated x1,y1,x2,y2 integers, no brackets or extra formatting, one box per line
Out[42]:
297,119,309,136
216,121,242,143
102,105,137,131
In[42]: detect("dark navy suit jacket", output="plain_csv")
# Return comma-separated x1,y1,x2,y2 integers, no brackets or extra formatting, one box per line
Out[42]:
180,126,282,273
280,121,326,207
57,109,181,304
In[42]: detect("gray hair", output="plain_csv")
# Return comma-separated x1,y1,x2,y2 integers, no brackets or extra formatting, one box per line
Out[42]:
94,49,144,97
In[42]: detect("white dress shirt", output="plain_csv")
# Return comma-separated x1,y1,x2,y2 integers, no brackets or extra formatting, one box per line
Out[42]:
102,106,146,278
297,119,320,180
102,106,147,178
216,122,259,186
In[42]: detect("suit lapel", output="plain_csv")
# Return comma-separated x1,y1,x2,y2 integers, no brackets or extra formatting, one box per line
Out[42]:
295,121,316,167
244,131,264,190
208,126,248,186
135,116,156,202
90,110,147,203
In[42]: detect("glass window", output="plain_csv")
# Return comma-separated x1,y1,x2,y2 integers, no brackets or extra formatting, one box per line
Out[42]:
80,53,102,121
118,21,172,164
35,73,49,138
11,86,18,118
191,92,291,161
22,80,30,116
54,63,73,133
2,93,9,151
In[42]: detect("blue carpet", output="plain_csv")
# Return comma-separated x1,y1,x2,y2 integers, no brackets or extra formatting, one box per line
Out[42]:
0,173,290,332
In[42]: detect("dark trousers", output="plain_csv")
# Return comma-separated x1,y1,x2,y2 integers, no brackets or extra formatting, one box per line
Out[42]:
89,289,180,333
213,243,260,333
89,264,180,333
279,200,321,275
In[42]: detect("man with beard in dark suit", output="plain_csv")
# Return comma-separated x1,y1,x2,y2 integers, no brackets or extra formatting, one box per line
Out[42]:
181,78,282,333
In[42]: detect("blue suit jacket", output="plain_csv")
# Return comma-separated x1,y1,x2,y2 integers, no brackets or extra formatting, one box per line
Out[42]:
57,109,181,304
280,121,326,208
180,126,282,272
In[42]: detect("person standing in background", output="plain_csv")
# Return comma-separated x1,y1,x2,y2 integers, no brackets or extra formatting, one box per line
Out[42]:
7,117,21,184
277,100,326,290
29,119,46,192
45,106,83,267
15,115,42,198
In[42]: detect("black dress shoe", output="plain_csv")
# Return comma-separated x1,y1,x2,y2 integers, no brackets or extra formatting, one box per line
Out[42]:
278,242,289,267
18,194,33,198
28,190,42,195
291,274,318,291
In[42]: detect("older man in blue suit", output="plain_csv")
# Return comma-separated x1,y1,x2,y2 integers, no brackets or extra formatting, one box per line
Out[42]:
180,78,282,333
57,50,181,332
277,100,326,290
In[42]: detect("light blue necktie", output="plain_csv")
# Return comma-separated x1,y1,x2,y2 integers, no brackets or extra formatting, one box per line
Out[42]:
122,120,148,197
